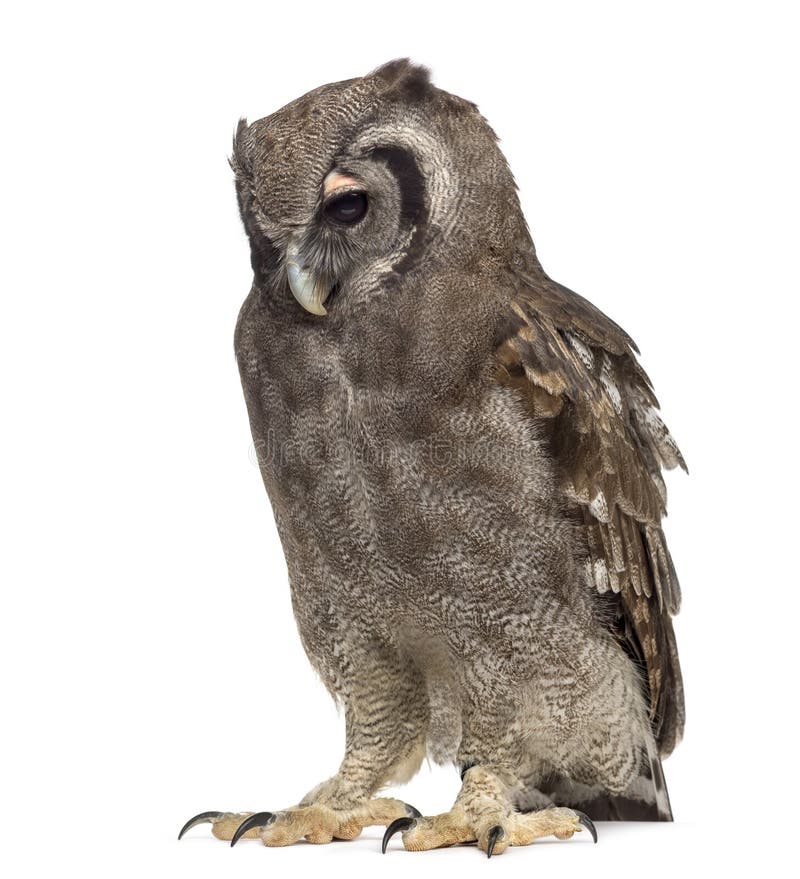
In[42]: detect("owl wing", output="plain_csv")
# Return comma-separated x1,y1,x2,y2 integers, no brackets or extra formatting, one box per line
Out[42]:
495,259,686,756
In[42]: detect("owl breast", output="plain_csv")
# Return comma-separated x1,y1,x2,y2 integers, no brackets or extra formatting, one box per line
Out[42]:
236,287,593,653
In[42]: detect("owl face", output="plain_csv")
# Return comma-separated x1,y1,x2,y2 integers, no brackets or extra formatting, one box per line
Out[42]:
230,60,523,325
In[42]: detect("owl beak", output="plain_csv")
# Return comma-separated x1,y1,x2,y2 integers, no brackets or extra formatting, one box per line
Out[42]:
286,238,328,316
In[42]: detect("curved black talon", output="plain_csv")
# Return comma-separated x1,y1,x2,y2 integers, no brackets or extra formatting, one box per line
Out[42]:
405,803,422,818
486,825,504,859
575,811,598,843
230,811,275,847
178,811,224,840
382,816,416,853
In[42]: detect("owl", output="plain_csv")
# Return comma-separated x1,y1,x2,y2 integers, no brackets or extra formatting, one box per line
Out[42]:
180,59,685,857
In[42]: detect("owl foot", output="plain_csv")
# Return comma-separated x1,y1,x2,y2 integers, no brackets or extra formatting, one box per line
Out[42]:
382,806,596,857
179,798,419,846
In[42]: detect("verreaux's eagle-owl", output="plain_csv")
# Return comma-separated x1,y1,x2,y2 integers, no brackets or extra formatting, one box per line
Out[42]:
180,59,685,857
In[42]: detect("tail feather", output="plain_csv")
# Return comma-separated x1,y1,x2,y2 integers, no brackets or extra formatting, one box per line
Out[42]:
533,746,673,821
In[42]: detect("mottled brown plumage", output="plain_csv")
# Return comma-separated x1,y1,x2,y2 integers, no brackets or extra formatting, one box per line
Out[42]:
181,58,686,855
496,255,686,756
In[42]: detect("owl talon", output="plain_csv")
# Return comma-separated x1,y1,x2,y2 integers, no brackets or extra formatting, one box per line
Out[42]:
486,825,504,858
382,816,416,853
178,811,224,840
405,802,422,818
575,811,598,843
230,811,275,847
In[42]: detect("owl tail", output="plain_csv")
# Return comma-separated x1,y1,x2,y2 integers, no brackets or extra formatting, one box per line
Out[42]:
533,743,674,821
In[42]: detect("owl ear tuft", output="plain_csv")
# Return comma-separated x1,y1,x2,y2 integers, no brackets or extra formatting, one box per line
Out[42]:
229,117,252,177
372,58,432,101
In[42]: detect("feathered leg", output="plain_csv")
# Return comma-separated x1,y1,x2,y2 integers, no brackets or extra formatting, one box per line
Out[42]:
180,641,429,846
384,691,596,857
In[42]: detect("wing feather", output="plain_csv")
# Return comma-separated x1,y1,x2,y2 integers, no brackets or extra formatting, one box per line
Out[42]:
496,260,686,755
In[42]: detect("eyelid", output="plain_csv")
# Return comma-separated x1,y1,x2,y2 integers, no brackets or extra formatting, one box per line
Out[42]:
322,185,368,209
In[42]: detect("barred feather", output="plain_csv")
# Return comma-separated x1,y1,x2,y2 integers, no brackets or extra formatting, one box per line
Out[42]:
496,255,686,756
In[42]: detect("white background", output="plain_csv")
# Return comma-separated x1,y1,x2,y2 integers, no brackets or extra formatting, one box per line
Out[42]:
2,1,798,876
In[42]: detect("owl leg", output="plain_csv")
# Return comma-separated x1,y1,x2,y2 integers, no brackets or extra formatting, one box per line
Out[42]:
179,799,421,845
179,643,429,847
382,765,596,856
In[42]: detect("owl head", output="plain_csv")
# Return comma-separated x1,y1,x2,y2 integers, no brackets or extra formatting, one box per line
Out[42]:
230,60,528,323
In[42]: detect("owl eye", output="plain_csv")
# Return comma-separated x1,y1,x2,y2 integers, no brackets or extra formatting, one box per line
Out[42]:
324,191,368,225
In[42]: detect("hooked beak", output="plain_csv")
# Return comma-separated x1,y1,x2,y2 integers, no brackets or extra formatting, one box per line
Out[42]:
286,236,329,316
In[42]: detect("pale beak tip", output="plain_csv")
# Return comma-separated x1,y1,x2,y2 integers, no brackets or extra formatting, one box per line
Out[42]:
286,251,330,316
